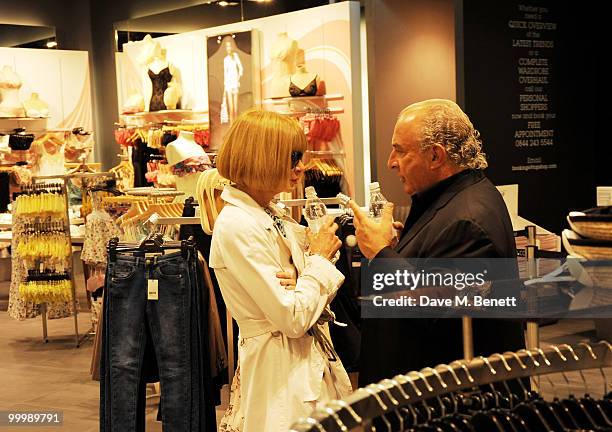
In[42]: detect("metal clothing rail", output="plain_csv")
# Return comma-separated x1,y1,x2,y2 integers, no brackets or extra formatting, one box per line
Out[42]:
152,216,200,225
290,342,612,432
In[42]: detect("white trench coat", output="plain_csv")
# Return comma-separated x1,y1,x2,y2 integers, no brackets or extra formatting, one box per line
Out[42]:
209,186,352,432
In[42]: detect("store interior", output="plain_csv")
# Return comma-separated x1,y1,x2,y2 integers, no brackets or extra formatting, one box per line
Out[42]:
0,0,611,431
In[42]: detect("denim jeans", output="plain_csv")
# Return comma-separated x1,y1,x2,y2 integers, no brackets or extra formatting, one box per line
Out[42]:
100,249,215,431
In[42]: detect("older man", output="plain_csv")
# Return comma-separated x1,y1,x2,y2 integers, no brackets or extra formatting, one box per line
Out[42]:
350,99,524,386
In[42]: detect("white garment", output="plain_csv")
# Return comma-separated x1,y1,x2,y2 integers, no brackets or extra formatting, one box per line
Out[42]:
36,144,65,177
224,53,242,93
0,66,25,117
209,186,352,432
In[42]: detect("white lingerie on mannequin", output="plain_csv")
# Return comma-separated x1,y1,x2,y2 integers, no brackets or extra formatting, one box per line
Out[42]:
0,65,26,117
36,142,65,177
22,93,49,118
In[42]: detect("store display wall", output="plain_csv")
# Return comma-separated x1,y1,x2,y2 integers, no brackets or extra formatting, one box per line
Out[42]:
0,48,93,131
116,2,365,198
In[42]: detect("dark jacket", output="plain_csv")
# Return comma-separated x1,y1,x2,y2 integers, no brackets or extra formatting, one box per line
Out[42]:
358,169,524,386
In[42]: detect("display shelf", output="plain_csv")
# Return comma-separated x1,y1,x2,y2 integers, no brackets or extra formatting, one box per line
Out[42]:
262,93,344,105
0,116,48,132
0,116,50,120
120,110,209,127
278,107,344,116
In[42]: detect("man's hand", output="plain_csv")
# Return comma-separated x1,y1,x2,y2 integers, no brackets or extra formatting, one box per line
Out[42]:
348,200,396,259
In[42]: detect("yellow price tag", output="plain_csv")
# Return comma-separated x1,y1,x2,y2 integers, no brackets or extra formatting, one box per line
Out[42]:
147,279,159,301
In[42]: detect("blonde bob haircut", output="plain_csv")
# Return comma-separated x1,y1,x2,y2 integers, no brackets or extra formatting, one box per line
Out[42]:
216,109,307,191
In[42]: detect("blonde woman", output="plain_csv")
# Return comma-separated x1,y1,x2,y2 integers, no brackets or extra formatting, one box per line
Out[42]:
209,110,352,431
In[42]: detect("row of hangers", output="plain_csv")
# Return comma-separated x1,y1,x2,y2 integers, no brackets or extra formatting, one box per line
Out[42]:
290,342,612,432
107,233,195,262
305,158,344,181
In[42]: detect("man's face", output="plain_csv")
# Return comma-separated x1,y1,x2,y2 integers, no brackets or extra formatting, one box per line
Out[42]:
387,116,436,196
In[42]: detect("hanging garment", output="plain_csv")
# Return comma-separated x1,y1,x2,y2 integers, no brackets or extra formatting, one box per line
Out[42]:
179,205,230,405
0,172,9,213
100,246,217,431
209,186,352,432
35,142,65,177
8,216,74,320
148,66,172,111
180,203,229,404
81,209,121,265
131,139,159,187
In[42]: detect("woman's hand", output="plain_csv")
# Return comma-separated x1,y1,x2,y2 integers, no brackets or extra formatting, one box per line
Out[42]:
276,271,296,290
306,217,342,261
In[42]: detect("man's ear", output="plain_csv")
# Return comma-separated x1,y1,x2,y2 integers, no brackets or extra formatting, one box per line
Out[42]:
429,144,447,169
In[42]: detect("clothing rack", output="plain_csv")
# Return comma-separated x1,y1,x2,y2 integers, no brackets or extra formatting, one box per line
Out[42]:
289,342,612,432
152,216,200,225
29,175,82,347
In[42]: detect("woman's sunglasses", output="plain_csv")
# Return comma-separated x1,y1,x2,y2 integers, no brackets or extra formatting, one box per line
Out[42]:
291,151,303,169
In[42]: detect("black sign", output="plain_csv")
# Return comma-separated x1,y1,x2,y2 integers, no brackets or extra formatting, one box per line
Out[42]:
462,0,597,233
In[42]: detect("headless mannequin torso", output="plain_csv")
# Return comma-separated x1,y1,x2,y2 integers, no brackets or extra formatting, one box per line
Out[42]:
166,131,208,200
0,66,26,117
269,32,298,98
22,93,49,118
138,36,182,111
289,49,321,97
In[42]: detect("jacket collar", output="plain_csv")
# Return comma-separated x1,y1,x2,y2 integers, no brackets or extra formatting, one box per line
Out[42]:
396,169,486,252
220,185,275,230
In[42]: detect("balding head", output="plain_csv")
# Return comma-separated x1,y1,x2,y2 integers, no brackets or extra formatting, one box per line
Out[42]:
398,99,488,170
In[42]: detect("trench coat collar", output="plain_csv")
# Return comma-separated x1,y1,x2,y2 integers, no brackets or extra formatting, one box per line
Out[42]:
220,185,276,230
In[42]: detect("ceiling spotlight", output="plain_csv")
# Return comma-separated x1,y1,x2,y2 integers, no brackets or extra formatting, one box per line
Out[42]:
46,41,58,48
218,1,229,5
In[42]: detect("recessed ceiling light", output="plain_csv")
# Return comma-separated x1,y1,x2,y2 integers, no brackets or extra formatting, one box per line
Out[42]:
46,41,58,48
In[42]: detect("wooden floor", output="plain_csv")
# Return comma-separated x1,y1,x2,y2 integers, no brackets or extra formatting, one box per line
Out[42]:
0,313,609,431
0,312,227,431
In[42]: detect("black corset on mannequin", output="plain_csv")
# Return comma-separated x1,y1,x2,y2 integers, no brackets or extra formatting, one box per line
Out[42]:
148,67,172,111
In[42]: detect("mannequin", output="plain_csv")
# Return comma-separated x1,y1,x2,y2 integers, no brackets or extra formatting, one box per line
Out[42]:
222,35,243,124
22,93,49,118
0,66,26,117
289,49,323,97
32,135,65,177
137,35,182,111
269,32,298,98
137,35,158,66
147,48,181,111
165,131,211,200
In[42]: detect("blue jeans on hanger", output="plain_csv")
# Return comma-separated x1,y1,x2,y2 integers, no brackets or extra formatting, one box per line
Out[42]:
100,250,201,431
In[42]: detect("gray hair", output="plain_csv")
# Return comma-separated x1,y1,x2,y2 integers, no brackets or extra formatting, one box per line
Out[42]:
398,99,488,170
